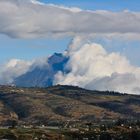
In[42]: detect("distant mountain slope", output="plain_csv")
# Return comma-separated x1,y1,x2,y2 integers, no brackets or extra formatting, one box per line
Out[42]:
0,85,139,125
14,53,68,87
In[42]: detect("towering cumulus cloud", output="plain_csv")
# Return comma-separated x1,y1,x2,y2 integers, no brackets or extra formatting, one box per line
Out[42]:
0,0,140,38
55,37,140,94
1,37,140,94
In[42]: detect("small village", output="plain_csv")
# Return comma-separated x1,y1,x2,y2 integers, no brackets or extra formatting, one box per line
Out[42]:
0,118,139,140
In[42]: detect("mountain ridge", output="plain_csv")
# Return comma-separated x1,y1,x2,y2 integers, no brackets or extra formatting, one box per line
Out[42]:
0,85,139,126
14,53,68,87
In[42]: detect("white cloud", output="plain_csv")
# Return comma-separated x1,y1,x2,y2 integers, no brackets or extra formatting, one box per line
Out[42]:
0,59,32,84
0,0,140,39
1,37,140,94
0,56,48,85
54,37,140,94
85,73,140,94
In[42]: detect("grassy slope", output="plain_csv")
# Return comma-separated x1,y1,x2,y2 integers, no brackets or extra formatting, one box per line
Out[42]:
0,85,139,125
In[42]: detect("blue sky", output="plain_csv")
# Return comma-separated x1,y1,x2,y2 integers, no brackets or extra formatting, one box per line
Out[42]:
0,0,140,66
0,34,70,63
40,0,140,11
